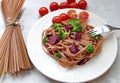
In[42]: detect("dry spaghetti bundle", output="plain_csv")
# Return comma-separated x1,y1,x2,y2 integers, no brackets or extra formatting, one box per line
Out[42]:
0,0,32,76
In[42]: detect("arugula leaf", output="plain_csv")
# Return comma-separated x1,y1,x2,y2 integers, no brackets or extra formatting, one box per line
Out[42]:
85,44,94,53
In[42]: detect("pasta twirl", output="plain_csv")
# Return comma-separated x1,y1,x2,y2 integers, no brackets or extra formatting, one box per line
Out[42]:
42,11,103,68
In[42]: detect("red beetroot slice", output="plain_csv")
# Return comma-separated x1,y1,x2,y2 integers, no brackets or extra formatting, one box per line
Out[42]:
49,35,59,45
48,49,53,55
65,25,73,31
75,32,82,39
78,58,89,65
69,42,79,54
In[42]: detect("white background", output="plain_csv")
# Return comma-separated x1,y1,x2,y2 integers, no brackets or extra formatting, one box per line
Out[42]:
0,0,120,83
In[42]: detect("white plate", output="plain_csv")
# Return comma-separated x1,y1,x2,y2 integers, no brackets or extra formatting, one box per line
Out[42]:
27,9,117,83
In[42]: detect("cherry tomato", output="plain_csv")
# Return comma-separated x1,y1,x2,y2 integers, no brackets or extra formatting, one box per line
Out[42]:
39,7,48,16
79,11,89,21
50,2,59,11
67,10,77,19
59,2,69,9
69,2,78,8
67,0,76,4
52,16,61,23
78,0,87,9
59,13,70,21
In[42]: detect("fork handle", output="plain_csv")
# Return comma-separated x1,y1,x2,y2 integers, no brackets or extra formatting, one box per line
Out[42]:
105,24,120,30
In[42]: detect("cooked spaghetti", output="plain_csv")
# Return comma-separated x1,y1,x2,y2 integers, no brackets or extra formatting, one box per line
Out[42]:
42,11,103,68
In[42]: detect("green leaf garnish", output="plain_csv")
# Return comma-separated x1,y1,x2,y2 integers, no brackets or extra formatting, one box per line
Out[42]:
43,37,49,43
52,23,63,29
85,44,94,53
54,53,61,58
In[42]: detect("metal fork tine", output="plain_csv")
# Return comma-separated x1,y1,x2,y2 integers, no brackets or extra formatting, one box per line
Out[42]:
89,29,96,33
90,32,97,36
89,30,95,34
88,24,116,36
88,29,97,36
88,31,95,36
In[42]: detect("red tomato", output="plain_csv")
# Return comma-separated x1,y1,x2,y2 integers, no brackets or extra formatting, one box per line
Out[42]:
59,13,70,21
52,16,61,23
50,2,59,11
59,2,69,9
79,11,89,21
78,0,87,9
39,7,48,16
69,2,78,8
67,10,77,19
67,0,76,4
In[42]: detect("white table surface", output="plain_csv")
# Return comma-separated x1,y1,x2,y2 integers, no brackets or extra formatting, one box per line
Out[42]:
0,0,120,83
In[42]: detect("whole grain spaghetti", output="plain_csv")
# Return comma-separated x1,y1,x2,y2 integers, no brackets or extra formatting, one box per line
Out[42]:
0,0,32,76
42,10,103,68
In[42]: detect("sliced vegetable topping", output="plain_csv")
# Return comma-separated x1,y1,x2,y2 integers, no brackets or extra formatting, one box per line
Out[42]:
68,19,80,26
78,58,89,65
58,29,68,40
52,23,63,29
48,50,53,55
74,32,82,39
54,53,62,58
65,25,73,31
49,35,59,45
85,44,94,53
71,24,82,32
92,35,100,40
70,42,79,54
43,37,49,43
67,19,82,32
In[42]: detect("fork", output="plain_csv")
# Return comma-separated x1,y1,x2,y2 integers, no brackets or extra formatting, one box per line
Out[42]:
88,24,120,36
